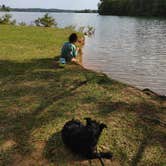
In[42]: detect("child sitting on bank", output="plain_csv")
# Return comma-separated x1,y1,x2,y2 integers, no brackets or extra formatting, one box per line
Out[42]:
60,33,79,64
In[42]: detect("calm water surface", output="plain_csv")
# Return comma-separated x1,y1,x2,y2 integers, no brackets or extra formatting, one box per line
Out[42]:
1,12,166,95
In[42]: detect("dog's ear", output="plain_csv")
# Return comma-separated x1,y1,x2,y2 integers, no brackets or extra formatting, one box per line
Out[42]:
100,123,107,130
84,117,92,125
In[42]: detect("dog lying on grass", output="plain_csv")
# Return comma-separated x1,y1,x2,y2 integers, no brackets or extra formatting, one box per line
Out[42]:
61,118,112,161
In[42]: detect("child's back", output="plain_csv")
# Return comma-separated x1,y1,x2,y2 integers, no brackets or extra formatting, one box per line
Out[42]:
61,42,77,62
60,33,78,64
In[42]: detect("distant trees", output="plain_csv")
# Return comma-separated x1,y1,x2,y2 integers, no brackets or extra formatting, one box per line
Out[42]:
34,13,57,27
0,4,10,11
98,0,166,17
75,9,97,13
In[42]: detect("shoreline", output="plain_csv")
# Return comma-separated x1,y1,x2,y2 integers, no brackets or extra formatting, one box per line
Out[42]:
80,61,166,99
82,64,166,98
79,41,166,99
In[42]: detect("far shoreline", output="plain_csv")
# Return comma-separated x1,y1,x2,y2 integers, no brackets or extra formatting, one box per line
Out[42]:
0,8,98,14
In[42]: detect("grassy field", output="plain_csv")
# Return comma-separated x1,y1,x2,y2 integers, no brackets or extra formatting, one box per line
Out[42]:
0,25,165,166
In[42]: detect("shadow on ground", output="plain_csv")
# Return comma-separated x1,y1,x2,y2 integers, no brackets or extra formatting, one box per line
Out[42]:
44,131,85,164
0,58,165,166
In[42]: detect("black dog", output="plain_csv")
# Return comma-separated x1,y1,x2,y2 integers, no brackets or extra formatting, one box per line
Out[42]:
61,118,112,161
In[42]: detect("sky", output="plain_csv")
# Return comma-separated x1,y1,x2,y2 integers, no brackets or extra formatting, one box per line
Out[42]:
0,0,99,10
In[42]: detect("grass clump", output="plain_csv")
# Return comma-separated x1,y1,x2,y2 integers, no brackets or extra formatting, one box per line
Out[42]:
0,25,165,166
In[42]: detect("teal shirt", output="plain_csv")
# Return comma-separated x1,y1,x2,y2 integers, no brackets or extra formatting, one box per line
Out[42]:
61,42,77,62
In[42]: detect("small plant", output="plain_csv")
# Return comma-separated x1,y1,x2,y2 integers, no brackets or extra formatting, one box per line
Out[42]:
34,13,57,27
85,26,95,36
0,14,16,25
78,26,86,33
78,25,95,37
63,25,95,37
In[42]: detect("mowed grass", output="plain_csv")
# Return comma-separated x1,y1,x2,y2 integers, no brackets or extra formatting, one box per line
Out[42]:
0,25,166,166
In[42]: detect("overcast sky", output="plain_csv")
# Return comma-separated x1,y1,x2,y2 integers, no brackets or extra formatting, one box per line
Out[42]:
0,0,99,10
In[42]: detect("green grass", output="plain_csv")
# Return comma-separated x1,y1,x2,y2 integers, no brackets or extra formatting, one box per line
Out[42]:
0,25,165,166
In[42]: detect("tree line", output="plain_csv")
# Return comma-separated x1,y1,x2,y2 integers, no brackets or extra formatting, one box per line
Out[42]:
0,4,97,13
98,0,166,17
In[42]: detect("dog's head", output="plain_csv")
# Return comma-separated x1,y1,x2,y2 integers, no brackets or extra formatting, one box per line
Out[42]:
84,117,107,131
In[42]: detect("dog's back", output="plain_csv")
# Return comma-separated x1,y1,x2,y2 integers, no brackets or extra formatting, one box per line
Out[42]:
62,119,90,154
61,119,84,150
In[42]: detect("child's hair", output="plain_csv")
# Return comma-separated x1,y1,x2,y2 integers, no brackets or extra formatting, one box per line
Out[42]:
69,33,78,43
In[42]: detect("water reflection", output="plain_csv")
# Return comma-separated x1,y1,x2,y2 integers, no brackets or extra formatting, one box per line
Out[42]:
83,16,166,95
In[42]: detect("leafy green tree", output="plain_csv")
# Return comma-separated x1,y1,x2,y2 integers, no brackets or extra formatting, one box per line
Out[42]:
98,0,166,17
34,13,57,27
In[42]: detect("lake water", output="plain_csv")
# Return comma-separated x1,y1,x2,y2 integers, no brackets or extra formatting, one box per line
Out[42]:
1,12,166,95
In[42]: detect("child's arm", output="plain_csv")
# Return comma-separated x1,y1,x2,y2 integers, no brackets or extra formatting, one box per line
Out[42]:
71,45,78,58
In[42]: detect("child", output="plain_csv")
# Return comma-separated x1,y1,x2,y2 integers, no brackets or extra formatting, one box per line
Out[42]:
60,33,79,64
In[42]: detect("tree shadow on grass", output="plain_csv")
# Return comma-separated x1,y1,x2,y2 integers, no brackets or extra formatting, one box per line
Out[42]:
1,58,164,165
0,59,97,164
130,134,150,166
95,98,165,165
130,120,166,166
130,131,165,166
0,103,67,155
129,101,165,166
0,58,54,79
44,131,85,165
0,58,89,158
97,101,129,116
0,80,88,157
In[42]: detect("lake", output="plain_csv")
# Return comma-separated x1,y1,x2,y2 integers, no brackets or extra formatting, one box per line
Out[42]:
0,12,166,95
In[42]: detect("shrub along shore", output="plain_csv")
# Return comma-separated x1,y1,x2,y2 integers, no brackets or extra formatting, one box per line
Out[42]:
0,25,165,166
